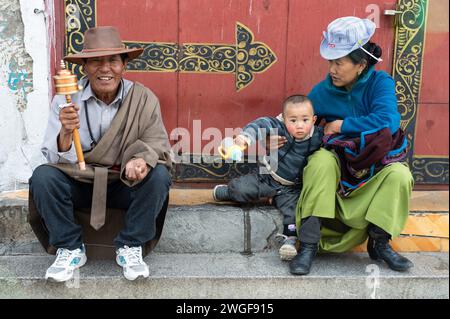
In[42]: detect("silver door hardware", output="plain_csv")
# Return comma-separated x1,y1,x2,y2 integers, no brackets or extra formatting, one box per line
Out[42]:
384,9,403,16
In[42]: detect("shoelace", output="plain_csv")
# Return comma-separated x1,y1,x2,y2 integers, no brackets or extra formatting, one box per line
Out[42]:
54,248,73,267
120,246,143,266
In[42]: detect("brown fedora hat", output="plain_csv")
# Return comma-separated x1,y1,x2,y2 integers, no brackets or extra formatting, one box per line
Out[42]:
63,26,143,65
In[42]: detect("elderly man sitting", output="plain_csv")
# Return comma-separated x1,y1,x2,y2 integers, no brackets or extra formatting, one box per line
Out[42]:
29,26,172,281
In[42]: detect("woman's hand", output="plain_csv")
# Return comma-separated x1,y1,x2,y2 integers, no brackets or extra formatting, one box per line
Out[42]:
324,120,343,135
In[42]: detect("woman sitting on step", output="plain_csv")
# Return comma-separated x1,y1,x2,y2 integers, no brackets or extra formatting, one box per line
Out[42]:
288,16,414,275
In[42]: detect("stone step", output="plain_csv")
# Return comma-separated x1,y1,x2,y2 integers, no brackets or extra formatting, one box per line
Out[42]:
1,189,448,210
0,252,447,299
0,204,282,255
0,190,448,255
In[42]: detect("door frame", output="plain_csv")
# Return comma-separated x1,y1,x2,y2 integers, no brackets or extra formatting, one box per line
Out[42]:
392,0,448,185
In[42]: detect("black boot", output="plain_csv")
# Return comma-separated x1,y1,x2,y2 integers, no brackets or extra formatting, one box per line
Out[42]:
367,225,413,272
289,242,318,275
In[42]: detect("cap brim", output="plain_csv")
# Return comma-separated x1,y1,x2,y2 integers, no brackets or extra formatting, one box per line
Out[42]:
319,18,377,60
320,39,352,60
320,37,372,60
63,48,144,65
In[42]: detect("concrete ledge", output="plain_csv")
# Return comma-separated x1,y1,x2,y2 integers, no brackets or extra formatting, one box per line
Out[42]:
1,189,448,211
154,205,248,253
1,205,448,255
1,190,448,255
410,191,449,212
0,252,447,299
0,204,284,255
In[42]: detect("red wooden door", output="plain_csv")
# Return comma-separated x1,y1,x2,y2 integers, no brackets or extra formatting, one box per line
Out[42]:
285,0,397,96
61,0,447,184
177,0,288,154
95,0,179,138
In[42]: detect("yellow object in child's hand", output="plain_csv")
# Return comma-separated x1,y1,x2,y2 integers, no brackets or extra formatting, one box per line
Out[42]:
218,137,246,161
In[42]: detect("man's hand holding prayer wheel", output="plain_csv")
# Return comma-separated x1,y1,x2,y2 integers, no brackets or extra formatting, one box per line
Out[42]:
58,103,80,152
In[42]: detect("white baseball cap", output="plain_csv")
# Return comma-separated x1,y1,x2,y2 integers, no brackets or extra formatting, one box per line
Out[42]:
320,16,381,61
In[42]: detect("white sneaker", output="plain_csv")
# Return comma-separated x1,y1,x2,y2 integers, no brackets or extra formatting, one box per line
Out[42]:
276,234,298,261
45,244,87,282
116,246,149,281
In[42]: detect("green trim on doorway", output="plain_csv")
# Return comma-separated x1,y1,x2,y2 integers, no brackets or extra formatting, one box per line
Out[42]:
392,0,448,184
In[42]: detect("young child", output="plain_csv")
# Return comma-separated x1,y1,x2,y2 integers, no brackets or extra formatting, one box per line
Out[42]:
213,95,323,260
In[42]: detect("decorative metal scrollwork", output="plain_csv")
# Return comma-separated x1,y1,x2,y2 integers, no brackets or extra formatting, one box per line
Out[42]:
125,42,179,72
392,0,448,183
64,0,96,77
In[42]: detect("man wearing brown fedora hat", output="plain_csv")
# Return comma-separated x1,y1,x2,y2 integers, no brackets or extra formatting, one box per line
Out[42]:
29,26,172,282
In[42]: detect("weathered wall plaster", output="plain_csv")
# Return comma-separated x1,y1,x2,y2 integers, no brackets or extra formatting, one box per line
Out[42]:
0,0,50,191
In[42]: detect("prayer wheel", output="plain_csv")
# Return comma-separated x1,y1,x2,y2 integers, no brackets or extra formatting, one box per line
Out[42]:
53,60,86,170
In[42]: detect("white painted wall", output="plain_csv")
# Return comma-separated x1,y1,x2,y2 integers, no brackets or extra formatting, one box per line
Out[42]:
0,0,51,191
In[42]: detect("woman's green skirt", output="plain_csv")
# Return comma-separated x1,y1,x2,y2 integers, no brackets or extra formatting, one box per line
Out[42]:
296,148,414,253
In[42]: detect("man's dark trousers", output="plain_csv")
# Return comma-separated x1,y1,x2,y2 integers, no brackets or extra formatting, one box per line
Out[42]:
29,164,171,250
